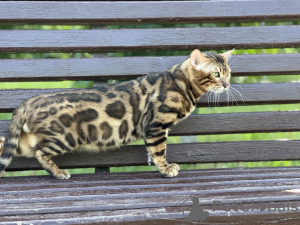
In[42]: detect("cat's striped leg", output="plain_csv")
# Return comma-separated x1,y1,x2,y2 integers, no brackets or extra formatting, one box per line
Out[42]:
0,137,5,177
0,136,4,154
34,149,71,180
144,130,180,178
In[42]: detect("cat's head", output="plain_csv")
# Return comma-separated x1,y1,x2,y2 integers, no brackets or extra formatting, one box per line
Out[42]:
189,49,233,95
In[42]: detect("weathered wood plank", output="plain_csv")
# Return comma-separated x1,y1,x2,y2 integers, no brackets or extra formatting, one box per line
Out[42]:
2,167,300,188
2,210,300,225
1,111,300,137
172,111,300,135
0,54,299,82
1,167,300,223
0,0,299,25
2,175,300,202
3,139,300,170
0,82,299,112
0,26,299,53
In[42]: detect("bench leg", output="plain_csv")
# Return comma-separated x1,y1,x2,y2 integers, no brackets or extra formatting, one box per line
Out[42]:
144,132,180,178
34,149,71,179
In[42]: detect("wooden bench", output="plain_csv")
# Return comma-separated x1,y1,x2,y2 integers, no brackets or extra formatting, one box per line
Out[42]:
1,0,300,224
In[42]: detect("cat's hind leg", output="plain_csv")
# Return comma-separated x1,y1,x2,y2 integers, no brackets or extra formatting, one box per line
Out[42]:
34,149,71,180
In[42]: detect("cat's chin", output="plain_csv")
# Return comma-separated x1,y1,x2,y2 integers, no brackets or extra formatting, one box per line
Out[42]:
211,87,227,94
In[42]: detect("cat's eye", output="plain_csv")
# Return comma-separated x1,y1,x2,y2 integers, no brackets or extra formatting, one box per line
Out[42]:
212,72,220,77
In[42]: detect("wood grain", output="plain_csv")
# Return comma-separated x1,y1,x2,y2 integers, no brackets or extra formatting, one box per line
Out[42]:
1,82,299,112
3,139,300,170
0,54,299,82
0,0,299,25
1,167,300,223
1,1,299,223
1,111,300,137
0,26,300,53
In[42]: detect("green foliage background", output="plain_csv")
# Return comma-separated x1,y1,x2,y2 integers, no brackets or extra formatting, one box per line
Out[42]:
1,22,300,177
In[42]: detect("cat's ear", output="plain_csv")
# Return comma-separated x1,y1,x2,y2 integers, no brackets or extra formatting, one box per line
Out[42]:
190,49,208,68
221,49,234,61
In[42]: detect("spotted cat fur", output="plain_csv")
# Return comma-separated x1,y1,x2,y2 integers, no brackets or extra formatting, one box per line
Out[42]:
0,49,233,179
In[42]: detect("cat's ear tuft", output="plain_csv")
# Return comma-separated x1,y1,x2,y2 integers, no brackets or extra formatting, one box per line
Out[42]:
190,49,207,68
221,49,234,61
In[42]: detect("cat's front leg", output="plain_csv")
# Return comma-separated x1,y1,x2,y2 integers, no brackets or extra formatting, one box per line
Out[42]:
144,130,180,178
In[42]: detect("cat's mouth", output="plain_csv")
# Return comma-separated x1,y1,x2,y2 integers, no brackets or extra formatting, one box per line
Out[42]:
211,85,229,94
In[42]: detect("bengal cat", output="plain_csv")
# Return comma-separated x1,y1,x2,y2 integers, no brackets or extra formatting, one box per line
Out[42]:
0,49,233,179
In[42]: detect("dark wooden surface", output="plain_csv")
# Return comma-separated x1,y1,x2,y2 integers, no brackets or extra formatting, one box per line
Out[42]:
1,82,300,112
1,167,300,224
0,0,299,25
0,54,300,82
3,139,300,170
0,1,300,223
1,111,300,137
1,25,300,53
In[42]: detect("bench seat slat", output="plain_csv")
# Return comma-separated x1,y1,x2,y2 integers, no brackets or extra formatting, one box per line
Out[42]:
2,208,300,224
0,82,299,112
3,139,300,170
1,175,300,202
1,182,300,214
1,168,300,223
1,111,300,137
2,167,300,189
1,54,300,82
0,26,300,53
0,0,299,25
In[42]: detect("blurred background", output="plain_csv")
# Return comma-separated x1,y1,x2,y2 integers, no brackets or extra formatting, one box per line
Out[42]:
1,21,300,176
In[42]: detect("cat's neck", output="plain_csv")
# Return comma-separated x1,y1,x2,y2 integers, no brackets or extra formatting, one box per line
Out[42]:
168,58,206,100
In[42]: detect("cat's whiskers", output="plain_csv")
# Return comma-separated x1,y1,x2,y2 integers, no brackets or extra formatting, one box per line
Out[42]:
228,58,238,67
208,88,224,107
212,90,218,107
207,90,213,107
230,86,249,105
228,89,240,106
226,90,230,107
216,92,221,107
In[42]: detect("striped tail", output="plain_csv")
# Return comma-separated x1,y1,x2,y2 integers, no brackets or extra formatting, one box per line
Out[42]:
0,106,26,178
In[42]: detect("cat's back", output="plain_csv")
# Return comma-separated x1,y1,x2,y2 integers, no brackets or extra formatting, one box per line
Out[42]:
16,75,160,156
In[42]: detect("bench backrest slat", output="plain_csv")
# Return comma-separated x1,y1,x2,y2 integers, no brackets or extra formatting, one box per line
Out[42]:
1,111,300,138
7,139,300,171
0,0,299,24
0,53,300,82
1,26,300,53
1,82,299,113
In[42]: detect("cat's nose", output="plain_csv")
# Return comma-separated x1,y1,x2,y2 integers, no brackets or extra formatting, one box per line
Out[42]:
223,84,229,89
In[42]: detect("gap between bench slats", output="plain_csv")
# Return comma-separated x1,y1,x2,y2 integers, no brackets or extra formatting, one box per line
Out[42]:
0,83,299,113
0,54,299,82
0,0,299,25
1,111,300,137
4,139,300,170
0,26,299,53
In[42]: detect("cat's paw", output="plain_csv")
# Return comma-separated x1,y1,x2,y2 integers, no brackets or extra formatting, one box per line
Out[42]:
54,169,71,180
160,163,180,178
